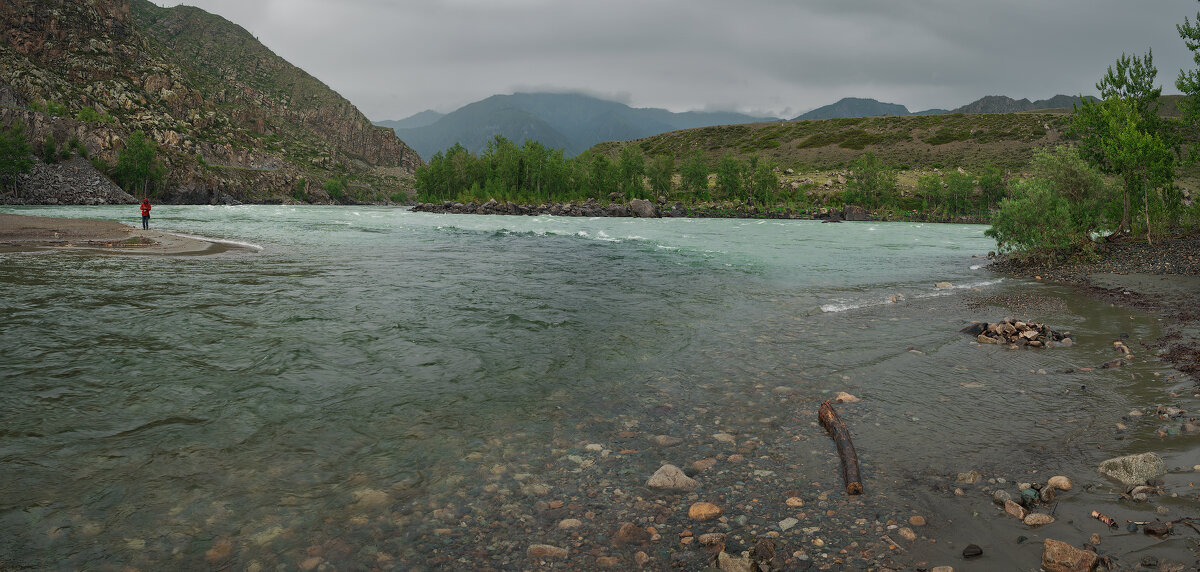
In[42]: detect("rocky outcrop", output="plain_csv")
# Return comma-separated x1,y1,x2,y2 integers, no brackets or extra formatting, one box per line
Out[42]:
0,0,422,204
1,157,135,206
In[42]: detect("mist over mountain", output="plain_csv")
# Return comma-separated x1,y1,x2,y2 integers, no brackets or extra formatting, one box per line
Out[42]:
377,92,776,160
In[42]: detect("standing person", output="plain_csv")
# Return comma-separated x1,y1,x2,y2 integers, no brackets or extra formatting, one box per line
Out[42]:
140,198,151,230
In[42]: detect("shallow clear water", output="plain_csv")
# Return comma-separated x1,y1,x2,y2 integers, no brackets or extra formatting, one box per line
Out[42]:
0,206,1192,569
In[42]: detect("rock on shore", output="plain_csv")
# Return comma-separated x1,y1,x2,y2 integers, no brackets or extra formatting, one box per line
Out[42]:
2,157,136,206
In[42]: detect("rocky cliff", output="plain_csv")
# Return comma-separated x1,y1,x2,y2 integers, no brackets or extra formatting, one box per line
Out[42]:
0,0,421,204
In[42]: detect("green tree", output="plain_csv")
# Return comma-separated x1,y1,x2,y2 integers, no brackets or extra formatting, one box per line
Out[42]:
750,159,778,205
977,166,1006,210
986,146,1111,257
843,152,895,209
680,151,709,201
1098,98,1175,244
324,175,348,202
715,154,744,201
1179,10,1200,122
114,130,165,197
41,134,58,164
943,171,976,217
0,123,34,192
1071,50,1173,236
1096,50,1162,130
647,154,675,199
617,145,646,199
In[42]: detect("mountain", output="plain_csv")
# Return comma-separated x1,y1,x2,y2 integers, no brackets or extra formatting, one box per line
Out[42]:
0,0,421,204
377,110,445,130
792,97,911,120
951,95,1096,114
379,92,777,160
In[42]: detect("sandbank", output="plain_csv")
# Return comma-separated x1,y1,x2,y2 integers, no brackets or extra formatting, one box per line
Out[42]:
0,213,245,255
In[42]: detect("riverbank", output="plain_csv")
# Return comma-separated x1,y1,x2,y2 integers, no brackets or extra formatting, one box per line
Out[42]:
0,213,238,255
988,235,1200,383
410,199,989,223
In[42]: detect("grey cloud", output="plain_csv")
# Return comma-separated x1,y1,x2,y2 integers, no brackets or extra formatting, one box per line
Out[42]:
156,0,1197,120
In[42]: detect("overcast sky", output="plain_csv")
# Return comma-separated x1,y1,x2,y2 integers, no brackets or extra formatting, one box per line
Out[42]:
154,0,1198,121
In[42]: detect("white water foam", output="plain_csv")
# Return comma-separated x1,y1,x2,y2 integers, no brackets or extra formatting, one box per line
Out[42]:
170,232,265,252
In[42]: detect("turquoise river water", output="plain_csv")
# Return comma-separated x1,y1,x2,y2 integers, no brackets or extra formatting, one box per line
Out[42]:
1,205,1196,570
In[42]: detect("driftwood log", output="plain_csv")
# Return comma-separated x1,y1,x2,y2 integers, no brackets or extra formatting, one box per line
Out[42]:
819,400,863,495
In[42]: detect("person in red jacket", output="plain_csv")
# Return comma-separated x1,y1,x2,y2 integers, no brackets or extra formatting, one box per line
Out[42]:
140,198,151,230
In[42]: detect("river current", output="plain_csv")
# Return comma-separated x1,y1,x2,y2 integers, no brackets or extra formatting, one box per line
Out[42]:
1,205,1194,569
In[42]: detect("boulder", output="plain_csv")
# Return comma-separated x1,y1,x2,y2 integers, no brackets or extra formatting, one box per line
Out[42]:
842,204,869,221
629,198,658,218
646,464,699,492
1041,539,1098,572
1098,452,1165,487
717,551,753,572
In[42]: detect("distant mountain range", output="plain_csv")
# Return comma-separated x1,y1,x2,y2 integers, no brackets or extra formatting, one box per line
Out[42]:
375,93,777,160
376,92,1098,161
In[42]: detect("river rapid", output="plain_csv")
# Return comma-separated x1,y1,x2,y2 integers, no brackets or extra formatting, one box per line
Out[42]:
1,205,1196,570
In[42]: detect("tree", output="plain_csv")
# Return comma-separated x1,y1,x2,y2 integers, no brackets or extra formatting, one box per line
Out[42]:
1096,49,1161,130
0,123,34,192
114,130,165,197
750,160,778,205
843,152,895,209
1179,11,1200,122
680,151,709,201
1097,98,1174,244
647,154,675,199
1071,50,1173,236
715,154,744,201
986,146,1112,257
617,145,646,199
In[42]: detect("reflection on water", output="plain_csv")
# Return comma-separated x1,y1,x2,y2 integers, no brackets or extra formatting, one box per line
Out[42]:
0,205,1188,569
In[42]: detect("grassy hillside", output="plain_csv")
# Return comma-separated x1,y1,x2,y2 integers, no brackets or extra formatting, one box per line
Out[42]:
598,111,1070,171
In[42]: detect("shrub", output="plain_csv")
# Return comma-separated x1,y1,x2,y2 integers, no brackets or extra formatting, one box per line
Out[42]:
0,123,34,191
985,146,1111,258
41,134,58,164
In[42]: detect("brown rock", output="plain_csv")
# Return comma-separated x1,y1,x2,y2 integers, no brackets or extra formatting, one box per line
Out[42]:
785,496,804,507
204,538,233,563
634,551,650,567
1004,500,1028,520
697,532,726,545
527,544,569,559
613,522,650,546
717,551,754,572
692,458,718,472
1024,513,1055,526
834,391,859,403
908,515,926,526
897,527,917,541
688,502,723,521
650,435,683,447
596,556,620,566
1047,475,1073,491
645,464,699,492
1041,538,1098,572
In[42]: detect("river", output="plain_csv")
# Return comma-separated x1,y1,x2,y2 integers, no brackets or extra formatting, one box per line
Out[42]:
1,205,1195,570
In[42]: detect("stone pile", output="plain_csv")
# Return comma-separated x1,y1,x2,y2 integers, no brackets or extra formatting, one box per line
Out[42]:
3,156,136,205
960,317,1071,348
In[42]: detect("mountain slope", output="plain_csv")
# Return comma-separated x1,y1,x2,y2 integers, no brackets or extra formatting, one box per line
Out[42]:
384,92,775,160
377,110,445,130
951,94,1096,114
0,0,420,204
793,97,911,120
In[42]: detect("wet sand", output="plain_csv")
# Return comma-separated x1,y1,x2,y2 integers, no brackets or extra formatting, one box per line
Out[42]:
989,236,1200,383
0,213,234,255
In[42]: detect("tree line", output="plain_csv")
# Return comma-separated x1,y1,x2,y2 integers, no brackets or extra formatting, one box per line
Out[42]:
415,136,791,206
987,12,1200,258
